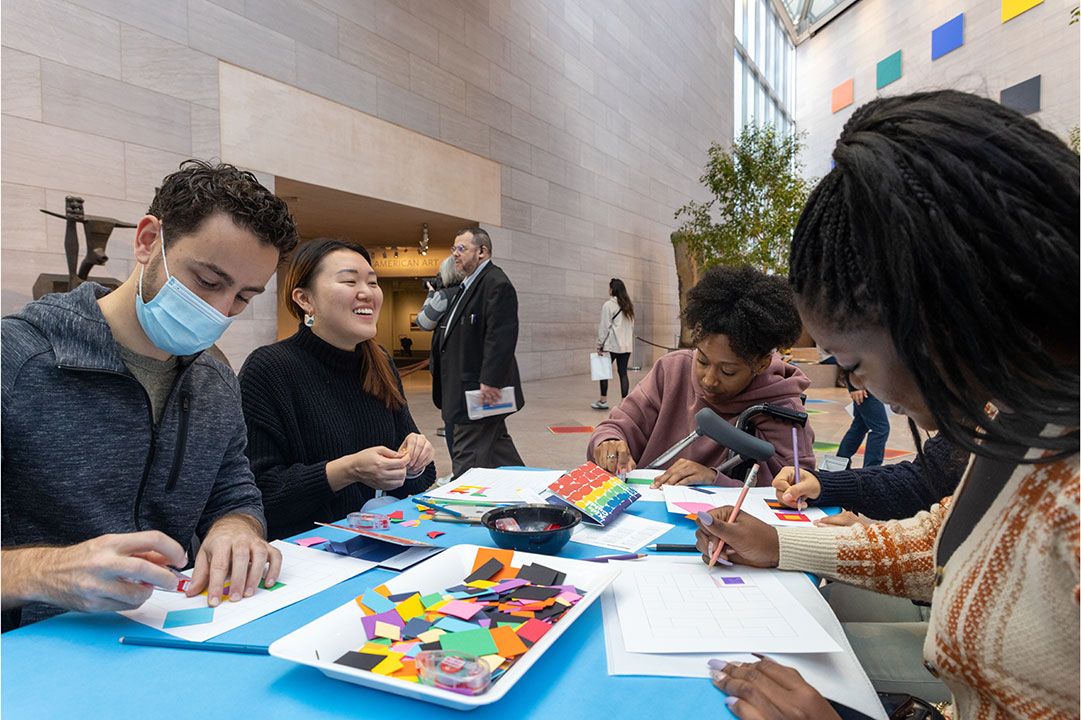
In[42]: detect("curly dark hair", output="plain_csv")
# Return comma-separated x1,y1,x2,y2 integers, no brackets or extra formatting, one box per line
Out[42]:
683,264,802,363
148,159,298,255
789,90,1078,461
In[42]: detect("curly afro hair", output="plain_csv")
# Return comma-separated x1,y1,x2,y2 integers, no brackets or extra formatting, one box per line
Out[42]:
683,264,802,363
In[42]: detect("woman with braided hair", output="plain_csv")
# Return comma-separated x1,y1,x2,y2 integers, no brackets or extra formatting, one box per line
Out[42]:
697,90,1078,719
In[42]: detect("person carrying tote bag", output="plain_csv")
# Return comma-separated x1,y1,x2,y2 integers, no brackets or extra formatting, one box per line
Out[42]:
591,278,635,410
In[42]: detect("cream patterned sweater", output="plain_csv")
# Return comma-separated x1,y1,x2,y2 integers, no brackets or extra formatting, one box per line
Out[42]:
778,447,1079,719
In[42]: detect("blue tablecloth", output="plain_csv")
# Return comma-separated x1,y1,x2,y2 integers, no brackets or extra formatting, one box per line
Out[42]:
0,490,830,719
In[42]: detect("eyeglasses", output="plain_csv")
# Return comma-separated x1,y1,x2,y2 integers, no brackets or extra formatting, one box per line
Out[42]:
452,244,468,253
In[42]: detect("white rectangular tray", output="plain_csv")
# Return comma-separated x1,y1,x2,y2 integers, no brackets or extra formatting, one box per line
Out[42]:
269,544,620,710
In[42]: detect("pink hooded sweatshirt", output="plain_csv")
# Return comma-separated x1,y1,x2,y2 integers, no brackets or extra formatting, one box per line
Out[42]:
587,350,816,487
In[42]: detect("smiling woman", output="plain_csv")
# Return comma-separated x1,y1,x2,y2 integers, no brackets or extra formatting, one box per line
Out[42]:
237,238,437,540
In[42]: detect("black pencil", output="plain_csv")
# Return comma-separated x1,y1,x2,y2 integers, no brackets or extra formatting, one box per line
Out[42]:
646,543,699,552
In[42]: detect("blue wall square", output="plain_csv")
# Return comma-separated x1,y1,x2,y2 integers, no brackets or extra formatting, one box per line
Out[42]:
931,13,964,60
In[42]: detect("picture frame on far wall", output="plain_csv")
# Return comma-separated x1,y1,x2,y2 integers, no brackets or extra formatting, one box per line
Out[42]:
409,313,420,331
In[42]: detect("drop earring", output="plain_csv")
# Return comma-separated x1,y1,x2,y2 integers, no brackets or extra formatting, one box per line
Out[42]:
304,313,314,327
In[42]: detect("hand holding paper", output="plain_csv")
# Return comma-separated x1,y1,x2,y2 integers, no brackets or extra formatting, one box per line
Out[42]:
694,507,780,568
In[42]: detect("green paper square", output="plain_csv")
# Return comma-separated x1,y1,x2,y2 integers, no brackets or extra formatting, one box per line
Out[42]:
876,50,902,89
420,592,445,609
369,637,393,646
259,579,285,591
437,628,499,656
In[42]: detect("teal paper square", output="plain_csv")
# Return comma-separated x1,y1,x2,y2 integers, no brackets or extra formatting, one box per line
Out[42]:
162,606,215,628
876,51,902,89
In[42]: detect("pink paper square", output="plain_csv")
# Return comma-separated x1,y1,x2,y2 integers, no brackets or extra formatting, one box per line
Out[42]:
439,599,482,620
674,501,716,515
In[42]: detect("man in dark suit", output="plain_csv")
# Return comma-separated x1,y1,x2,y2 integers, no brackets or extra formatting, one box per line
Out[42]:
432,227,525,477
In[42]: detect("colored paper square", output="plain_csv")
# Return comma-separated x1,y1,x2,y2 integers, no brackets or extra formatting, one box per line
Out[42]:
775,512,811,523
374,620,402,641
480,654,506,672
426,531,444,539
439,599,483,620
387,510,404,520
371,653,405,675
464,558,505,583
674,501,716,515
813,441,840,452
162,606,214,628
1002,0,1042,22
434,616,482,633
259,579,285,591
721,577,746,586
419,592,445,609
763,498,785,509
471,548,517,581
876,50,902,89
515,618,552,645
394,593,425,623
931,14,964,60
402,616,433,638
335,651,384,671
400,519,420,528
831,79,853,113
416,629,445,643
294,536,328,547
1000,75,1041,115
438,628,499,656
362,609,406,640
361,590,396,614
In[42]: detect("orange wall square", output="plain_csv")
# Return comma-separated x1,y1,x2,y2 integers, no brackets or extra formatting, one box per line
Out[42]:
831,79,854,113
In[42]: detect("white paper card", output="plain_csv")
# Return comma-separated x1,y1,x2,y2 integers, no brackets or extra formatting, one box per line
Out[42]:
118,540,377,642
621,469,666,502
611,559,840,654
570,513,673,553
465,386,517,420
590,352,613,380
422,467,565,504
662,485,830,526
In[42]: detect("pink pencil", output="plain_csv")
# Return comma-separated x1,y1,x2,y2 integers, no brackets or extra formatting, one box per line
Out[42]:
792,427,805,511
707,464,759,569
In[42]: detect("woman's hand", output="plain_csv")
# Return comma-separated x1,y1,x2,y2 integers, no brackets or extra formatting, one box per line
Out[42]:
694,506,780,568
812,511,870,528
709,657,842,719
650,459,716,488
328,446,409,491
594,440,635,475
399,433,435,476
771,467,821,510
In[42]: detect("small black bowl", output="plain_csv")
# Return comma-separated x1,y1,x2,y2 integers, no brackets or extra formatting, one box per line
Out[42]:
480,504,582,555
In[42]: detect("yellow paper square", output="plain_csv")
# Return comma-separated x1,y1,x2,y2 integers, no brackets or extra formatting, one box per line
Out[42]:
467,579,498,589
374,621,401,641
416,629,446,643
1002,0,1042,22
395,594,426,622
480,654,506,672
360,642,392,655
371,653,405,675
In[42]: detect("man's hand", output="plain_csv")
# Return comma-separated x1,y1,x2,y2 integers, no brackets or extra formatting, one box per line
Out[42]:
694,506,780,568
771,466,821,510
478,383,502,406
594,439,635,475
850,388,867,405
709,656,842,719
1,531,187,613
651,459,716,488
399,433,435,476
188,514,281,607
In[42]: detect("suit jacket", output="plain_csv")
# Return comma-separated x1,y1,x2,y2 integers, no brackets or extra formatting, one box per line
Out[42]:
431,261,525,425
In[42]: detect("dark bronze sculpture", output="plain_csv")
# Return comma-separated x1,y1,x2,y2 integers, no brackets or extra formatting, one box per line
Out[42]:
34,196,135,298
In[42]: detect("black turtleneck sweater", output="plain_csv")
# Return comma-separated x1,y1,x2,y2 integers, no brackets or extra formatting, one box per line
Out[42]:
238,325,436,540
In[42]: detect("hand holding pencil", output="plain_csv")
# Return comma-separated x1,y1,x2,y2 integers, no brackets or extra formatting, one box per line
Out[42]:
693,506,781,569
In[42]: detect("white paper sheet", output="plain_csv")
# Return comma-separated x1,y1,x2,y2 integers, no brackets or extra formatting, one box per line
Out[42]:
662,485,830,526
465,386,517,419
610,558,840,654
600,557,886,720
118,540,377,642
570,513,674,553
621,469,666,502
422,467,566,504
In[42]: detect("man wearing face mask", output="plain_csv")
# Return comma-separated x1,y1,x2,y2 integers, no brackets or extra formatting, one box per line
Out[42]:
0,160,299,630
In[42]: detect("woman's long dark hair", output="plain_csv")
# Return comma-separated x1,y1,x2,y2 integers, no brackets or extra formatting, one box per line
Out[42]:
789,90,1079,461
609,278,634,321
283,238,405,409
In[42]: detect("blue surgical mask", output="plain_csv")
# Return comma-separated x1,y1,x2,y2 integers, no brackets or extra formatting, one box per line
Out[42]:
134,226,233,356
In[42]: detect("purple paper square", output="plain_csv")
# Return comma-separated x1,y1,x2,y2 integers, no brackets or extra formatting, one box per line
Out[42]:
721,577,745,586
361,608,406,640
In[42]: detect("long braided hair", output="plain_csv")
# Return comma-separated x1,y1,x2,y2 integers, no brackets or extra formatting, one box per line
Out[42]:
789,90,1079,462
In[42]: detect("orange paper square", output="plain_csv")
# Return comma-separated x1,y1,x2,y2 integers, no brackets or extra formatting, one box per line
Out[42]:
831,78,853,113
471,548,518,581
489,625,529,657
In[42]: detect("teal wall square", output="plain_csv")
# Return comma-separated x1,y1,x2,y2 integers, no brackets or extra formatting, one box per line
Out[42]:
876,51,902,89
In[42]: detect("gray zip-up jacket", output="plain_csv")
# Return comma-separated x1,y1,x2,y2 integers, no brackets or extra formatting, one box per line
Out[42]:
1,283,267,628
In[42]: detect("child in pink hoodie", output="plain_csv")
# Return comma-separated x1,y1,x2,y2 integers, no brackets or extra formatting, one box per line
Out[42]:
588,265,816,487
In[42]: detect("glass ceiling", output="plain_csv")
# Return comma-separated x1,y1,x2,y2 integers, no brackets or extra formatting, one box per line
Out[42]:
776,0,861,42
